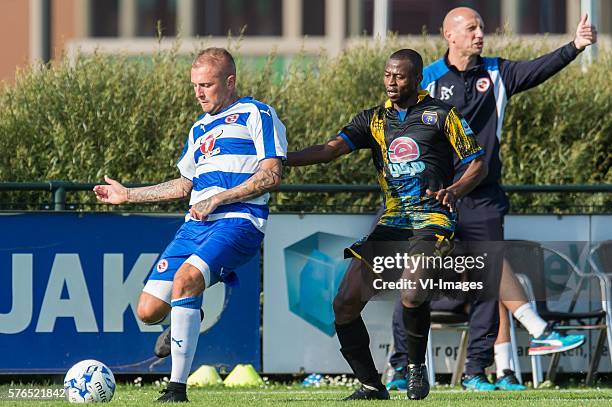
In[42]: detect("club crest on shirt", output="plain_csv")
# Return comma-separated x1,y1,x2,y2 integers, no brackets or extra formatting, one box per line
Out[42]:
387,136,425,177
476,77,491,92
421,111,438,125
225,113,240,124
157,259,168,273
199,129,222,159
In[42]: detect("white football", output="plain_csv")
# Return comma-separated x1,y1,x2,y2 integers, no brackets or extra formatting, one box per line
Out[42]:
63,359,116,403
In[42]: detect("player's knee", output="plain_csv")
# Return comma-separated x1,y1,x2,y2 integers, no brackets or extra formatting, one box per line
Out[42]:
136,303,164,324
400,290,425,308
172,266,205,299
332,295,345,318
136,292,171,324
333,295,358,325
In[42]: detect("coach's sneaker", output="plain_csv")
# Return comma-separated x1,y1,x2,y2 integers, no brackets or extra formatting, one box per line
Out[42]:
462,374,496,391
343,384,390,400
155,310,204,358
406,364,429,400
386,366,407,391
495,369,527,391
528,331,585,356
156,382,188,403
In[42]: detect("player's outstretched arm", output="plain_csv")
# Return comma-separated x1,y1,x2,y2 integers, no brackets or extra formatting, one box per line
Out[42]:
286,136,351,166
500,14,597,96
189,158,283,220
426,157,487,212
93,175,192,205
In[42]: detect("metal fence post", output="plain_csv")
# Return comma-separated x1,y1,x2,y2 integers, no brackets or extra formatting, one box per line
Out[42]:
53,186,66,211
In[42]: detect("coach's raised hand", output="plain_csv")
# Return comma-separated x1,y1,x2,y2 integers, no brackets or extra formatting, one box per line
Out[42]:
574,14,597,50
93,175,128,204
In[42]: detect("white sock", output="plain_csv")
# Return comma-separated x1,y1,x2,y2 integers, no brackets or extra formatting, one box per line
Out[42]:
513,303,547,338
494,342,512,378
169,297,202,384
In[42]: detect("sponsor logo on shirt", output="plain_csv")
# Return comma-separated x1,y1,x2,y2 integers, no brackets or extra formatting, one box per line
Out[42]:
476,77,491,92
387,136,425,177
199,129,222,159
440,85,455,100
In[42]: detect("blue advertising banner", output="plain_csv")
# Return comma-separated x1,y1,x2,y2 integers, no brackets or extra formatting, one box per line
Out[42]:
0,213,260,374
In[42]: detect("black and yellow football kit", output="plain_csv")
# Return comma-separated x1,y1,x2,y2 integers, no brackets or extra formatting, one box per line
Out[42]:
333,92,485,391
339,90,484,232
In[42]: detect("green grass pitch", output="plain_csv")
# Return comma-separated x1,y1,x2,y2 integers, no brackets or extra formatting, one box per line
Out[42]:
2,385,612,406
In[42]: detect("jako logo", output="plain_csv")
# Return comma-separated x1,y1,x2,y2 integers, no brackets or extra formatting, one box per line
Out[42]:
388,137,420,163
0,253,225,334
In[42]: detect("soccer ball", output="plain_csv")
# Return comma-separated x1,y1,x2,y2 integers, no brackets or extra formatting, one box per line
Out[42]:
63,359,116,403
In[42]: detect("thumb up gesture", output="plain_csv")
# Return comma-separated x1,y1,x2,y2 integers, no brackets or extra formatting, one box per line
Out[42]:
574,14,597,51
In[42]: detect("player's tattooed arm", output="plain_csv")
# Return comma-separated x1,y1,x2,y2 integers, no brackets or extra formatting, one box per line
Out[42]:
127,177,193,203
189,158,282,220
286,136,351,166
93,175,192,205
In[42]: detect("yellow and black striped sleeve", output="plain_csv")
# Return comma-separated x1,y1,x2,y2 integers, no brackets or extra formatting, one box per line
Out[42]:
443,107,485,165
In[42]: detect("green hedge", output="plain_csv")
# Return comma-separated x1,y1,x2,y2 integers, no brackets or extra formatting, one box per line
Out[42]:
0,36,609,212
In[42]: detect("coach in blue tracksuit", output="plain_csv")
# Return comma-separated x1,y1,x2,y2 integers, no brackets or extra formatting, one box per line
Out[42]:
388,7,597,390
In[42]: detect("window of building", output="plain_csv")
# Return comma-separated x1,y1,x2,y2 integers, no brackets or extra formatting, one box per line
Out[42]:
136,0,177,37
90,0,119,37
388,0,501,35
347,0,501,37
346,0,373,36
517,0,565,34
195,0,282,37
303,0,326,36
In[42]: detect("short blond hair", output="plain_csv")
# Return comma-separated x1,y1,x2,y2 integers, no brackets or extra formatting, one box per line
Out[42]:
192,47,236,78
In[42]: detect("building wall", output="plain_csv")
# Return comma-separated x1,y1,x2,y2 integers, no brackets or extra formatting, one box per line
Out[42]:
0,0,30,84
0,0,609,83
52,0,77,60
601,0,612,33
